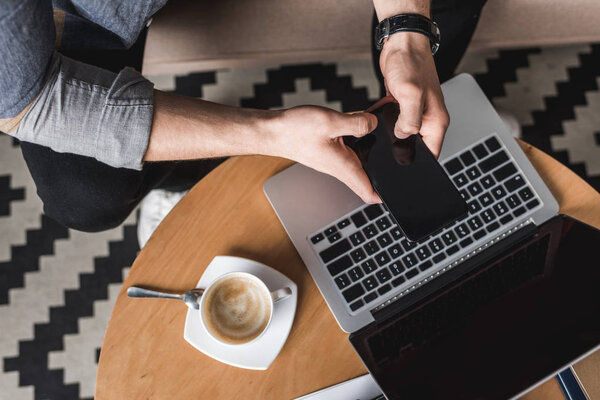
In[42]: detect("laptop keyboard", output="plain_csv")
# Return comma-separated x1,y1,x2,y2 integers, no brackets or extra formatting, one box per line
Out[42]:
308,135,543,314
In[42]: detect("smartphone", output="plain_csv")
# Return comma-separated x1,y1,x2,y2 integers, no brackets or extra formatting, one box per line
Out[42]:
351,102,467,242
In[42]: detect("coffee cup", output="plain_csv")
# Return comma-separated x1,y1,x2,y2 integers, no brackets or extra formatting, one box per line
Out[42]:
199,272,292,345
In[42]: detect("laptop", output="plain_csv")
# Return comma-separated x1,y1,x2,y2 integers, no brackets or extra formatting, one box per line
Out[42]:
264,74,600,398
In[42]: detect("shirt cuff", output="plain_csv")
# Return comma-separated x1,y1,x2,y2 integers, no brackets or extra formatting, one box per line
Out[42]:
15,52,154,170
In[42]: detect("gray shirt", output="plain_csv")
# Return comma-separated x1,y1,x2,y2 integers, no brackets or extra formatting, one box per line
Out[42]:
0,0,167,169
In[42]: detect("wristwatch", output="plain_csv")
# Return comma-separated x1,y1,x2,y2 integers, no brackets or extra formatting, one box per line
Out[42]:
374,14,441,55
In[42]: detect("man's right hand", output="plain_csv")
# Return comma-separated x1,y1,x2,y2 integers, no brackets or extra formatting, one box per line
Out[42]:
266,106,381,204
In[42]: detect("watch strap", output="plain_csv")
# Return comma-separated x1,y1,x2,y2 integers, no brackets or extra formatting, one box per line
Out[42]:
375,14,440,54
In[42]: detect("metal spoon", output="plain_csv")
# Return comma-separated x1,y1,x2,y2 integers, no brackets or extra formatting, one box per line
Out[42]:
127,286,204,310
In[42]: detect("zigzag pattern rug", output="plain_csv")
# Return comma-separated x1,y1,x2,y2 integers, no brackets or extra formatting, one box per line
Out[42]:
1,44,599,399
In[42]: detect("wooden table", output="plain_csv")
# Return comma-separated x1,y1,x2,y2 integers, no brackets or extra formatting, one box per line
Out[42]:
96,142,600,399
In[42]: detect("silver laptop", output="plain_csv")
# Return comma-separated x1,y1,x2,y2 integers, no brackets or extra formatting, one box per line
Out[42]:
263,73,558,333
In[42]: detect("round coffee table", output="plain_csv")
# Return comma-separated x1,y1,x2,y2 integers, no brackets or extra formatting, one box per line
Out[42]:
95,142,600,399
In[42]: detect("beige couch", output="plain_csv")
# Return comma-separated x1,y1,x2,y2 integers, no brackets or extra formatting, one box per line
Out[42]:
142,0,600,76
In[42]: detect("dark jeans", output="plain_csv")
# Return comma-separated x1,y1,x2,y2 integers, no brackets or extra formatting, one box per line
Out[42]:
372,0,488,94
21,1,486,233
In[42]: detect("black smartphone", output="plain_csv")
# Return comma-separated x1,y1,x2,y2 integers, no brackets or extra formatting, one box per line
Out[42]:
351,102,468,242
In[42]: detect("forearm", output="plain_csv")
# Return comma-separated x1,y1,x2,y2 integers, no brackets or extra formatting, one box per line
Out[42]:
372,0,430,20
144,91,280,161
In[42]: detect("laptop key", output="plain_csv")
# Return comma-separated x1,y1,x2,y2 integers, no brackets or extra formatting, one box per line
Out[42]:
442,231,457,246
363,292,378,304
446,245,459,255
493,163,517,182
472,143,489,159
480,174,496,189
500,214,514,225
324,226,337,237
388,244,403,259
526,198,540,209
391,227,403,240
473,229,486,240
363,276,379,291
479,150,508,173
389,261,405,275
468,200,482,213
349,299,364,311
364,204,384,220
493,201,509,216
459,237,473,248
401,238,417,251
350,212,367,228
328,232,341,243
377,232,393,248
349,231,365,246
337,218,351,229
484,136,501,152
429,238,444,253
363,224,378,238
444,158,463,175
454,223,470,238
504,174,526,192
491,185,507,200
361,259,377,274
416,246,431,261
467,216,483,231
506,194,521,208
513,206,526,217
375,216,392,231
419,260,433,272
486,221,500,233
467,182,483,196
405,268,419,279
310,233,324,244
335,274,351,289
481,209,496,223
519,187,534,201
478,193,494,207
350,248,367,263
327,255,352,276
348,267,365,281
342,283,365,303
465,166,481,180
432,253,446,263
320,239,351,263
459,150,476,166
376,269,391,283
453,173,468,187
402,253,418,268
375,251,391,266
392,276,406,287
459,189,470,201
364,240,380,255
378,284,392,295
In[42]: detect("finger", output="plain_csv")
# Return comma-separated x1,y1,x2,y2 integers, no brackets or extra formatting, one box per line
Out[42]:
333,112,378,138
392,84,424,138
328,149,381,204
419,99,450,159
365,96,395,113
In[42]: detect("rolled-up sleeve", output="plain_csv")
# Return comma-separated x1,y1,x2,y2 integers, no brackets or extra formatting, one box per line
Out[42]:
15,51,155,170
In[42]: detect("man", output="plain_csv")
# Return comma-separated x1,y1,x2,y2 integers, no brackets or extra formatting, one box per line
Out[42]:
0,0,487,245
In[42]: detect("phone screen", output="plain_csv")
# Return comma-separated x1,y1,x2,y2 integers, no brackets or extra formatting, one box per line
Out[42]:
351,102,467,242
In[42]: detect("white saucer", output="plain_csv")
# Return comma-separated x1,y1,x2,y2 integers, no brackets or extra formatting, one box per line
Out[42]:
183,256,298,370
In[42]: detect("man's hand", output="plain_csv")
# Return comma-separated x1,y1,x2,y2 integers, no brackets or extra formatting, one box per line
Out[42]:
270,106,381,204
373,0,450,158
379,32,449,158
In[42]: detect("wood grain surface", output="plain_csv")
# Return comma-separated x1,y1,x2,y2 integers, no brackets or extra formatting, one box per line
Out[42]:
96,142,600,399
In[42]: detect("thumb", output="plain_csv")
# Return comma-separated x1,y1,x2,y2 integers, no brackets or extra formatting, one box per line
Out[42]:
332,112,378,138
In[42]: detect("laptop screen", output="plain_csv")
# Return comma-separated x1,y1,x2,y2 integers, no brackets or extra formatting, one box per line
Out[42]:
350,216,600,399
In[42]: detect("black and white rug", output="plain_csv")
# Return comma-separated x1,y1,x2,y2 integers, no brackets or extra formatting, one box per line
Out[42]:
1,44,599,400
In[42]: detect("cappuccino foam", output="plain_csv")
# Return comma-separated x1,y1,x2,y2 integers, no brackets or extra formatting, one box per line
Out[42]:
202,275,272,344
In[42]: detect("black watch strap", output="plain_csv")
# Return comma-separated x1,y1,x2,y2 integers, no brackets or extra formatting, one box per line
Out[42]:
375,14,440,54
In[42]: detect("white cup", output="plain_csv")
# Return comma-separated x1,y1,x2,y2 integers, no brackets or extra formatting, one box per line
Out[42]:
199,272,291,345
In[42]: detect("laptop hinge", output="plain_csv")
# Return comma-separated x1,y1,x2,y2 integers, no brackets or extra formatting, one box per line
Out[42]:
370,219,539,325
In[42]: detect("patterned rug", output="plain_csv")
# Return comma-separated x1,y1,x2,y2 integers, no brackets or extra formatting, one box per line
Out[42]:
1,43,599,400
